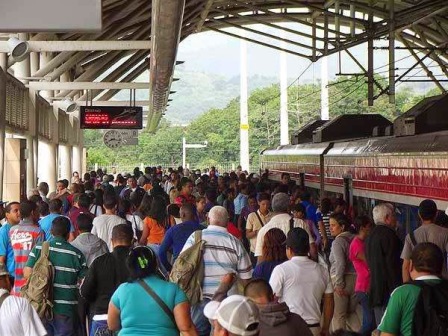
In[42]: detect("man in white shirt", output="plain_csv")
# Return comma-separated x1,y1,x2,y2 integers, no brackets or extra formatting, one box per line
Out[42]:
92,196,127,251
0,263,46,336
270,228,334,336
254,192,317,261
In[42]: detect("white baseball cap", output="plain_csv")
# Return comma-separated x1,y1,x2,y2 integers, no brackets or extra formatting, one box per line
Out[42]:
204,295,259,336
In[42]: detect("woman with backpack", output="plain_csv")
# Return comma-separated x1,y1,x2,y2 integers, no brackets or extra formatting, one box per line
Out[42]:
108,246,197,336
329,213,360,332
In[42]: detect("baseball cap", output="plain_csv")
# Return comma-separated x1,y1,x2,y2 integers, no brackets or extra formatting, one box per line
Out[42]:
0,263,8,277
204,295,260,336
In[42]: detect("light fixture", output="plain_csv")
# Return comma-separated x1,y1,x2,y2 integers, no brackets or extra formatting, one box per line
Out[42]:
7,37,29,62
59,98,78,113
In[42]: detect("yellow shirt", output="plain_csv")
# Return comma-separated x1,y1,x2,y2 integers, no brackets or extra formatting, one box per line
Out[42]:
246,210,273,253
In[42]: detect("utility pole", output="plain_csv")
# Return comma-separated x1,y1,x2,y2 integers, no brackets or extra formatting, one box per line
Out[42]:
240,31,250,171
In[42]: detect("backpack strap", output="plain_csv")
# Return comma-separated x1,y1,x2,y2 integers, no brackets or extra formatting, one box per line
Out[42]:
138,279,177,328
194,230,202,244
410,228,418,247
0,292,9,309
41,241,50,259
289,217,294,232
254,212,264,227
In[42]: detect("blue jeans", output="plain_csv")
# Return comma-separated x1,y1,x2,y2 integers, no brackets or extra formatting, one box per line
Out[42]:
355,292,375,336
191,299,211,336
44,314,75,336
90,319,113,336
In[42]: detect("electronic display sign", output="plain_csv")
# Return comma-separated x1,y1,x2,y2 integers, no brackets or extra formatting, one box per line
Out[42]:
80,106,143,129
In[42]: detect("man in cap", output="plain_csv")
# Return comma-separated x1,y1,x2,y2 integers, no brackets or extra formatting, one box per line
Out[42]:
204,294,260,336
0,263,46,335
401,199,448,282
269,228,334,336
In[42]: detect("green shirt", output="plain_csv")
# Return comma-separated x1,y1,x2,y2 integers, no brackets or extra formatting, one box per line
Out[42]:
27,237,87,317
378,277,441,336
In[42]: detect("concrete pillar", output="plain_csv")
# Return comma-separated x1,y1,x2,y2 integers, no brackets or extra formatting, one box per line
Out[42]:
39,52,53,100
3,139,25,202
38,141,57,192
59,144,71,180
26,135,35,189
0,54,7,72
0,68,6,200
72,144,82,178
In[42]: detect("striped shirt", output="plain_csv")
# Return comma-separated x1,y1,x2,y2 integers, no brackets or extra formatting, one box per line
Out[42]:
9,219,45,294
181,225,252,299
316,210,332,240
26,237,87,317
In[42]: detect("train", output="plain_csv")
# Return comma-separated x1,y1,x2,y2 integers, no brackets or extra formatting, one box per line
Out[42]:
260,93,448,233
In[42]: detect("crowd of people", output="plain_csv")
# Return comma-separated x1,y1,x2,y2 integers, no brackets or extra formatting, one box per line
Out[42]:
0,166,447,336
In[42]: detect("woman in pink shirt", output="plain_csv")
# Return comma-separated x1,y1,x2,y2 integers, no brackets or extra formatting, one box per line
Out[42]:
349,215,374,336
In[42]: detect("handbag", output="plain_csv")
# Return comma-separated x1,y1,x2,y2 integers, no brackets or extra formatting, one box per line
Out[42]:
138,279,177,329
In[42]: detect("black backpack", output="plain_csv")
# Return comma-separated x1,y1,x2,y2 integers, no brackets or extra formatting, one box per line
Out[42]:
412,280,448,336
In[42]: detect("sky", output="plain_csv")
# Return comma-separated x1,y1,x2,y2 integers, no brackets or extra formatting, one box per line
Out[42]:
175,24,441,90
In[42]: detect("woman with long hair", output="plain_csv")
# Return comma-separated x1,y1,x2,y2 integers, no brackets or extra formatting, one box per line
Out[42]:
137,193,153,219
329,213,360,332
89,189,104,217
140,196,167,249
107,246,197,336
253,228,287,282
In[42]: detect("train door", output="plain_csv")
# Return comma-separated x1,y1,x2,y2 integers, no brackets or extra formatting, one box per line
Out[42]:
343,177,354,216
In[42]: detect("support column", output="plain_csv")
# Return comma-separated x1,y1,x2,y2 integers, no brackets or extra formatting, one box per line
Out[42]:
72,144,82,177
321,57,330,120
0,54,7,72
0,68,6,200
239,34,250,172
280,25,289,146
388,0,396,104
59,144,71,180
367,9,374,106
38,142,57,193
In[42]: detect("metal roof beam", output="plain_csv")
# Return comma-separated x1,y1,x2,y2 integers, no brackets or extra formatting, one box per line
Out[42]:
29,82,149,90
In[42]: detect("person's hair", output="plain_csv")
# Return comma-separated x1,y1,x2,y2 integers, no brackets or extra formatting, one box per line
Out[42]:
129,189,144,209
208,206,228,227
38,182,49,193
77,194,91,209
300,191,311,202
116,174,125,185
180,203,195,219
353,215,373,233
205,189,217,203
329,213,352,232
167,203,180,218
320,198,332,214
5,201,19,214
419,199,438,221
51,216,71,238
196,195,206,204
83,173,91,182
179,177,192,191
49,198,63,213
280,172,290,180
138,194,153,218
334,198,347,209
148,196,167,226
112,223,134,243
93,189,104,206
20,200,37,218
435,212,448,228
372,203,394,224
119,199,132,214
331,330,361,336
291,203,306,216
262,228,287,262
28,194,42,204
257,192,270,202
59,179,69,189
103,196,118,210
38,201,49,217
411,242,444,275
77,214,93,232
84,180,94,192
244,278,274,300
271,193,289,213
127,246,160,281
71,183,81,194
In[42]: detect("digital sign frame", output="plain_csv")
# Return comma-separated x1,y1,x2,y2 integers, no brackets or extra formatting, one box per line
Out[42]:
80,106,143,129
